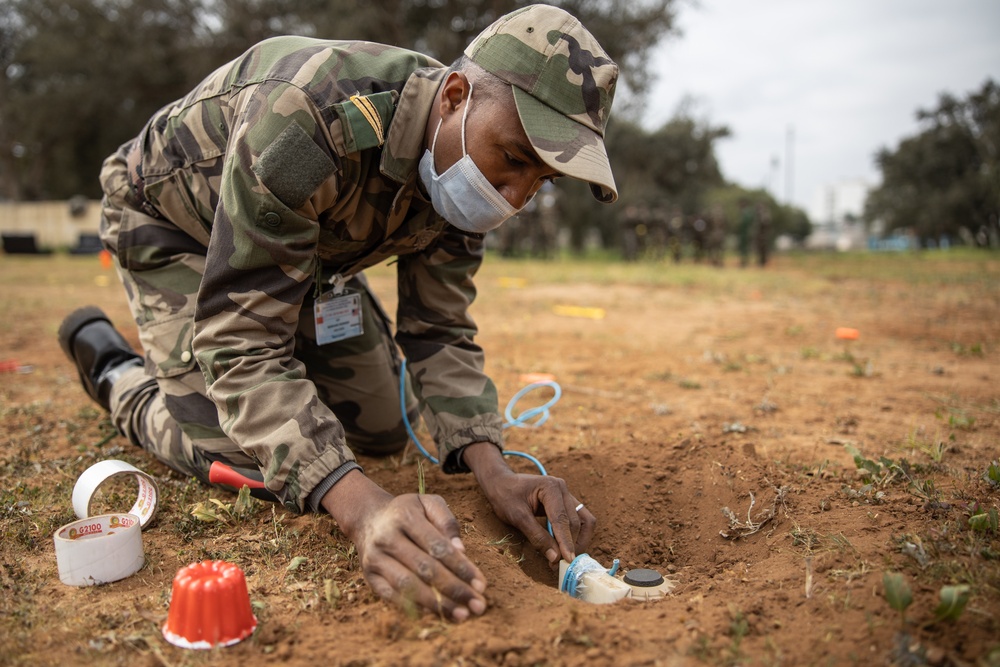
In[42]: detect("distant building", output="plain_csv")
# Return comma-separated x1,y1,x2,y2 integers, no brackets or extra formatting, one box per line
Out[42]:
806,179,870,251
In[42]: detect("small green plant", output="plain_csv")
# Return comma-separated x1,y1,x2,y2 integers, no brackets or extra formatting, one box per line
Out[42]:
849,359,876,377
835,348,855,363
847,445,913,488
968,504,999,534
905,425,948,463
948,413,976,431
935,407,977,435
908,478,940,503
950,341,984,357
724,604,749,665
286,556,309,572
984,461,1000,489
417,458,426,495
487,533,525,563
883,571,913,628
324,578,342,607
884,572,974,628
933,585,970,622
849,447,948,507
190,484,256,523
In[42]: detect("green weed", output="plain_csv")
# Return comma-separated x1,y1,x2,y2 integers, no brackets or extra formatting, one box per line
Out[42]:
967,504,999,534
846,445,914,489
933,585,971,622
905,425,948,463
883,570,974,630
985,461,1000,489
950,341,984,357
725,604,750,666
189,484,258,524
800,346,820,360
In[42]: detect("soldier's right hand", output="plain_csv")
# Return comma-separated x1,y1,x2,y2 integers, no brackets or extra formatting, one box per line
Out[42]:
320,470,487,621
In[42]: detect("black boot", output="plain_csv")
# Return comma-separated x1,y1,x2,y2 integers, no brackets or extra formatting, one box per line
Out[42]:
58,306,143,411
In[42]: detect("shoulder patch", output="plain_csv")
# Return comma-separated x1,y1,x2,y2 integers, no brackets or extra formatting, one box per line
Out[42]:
253,123,337,210
333,90,398,154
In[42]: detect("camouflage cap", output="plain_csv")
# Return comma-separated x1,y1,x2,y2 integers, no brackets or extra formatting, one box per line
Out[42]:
465,4,619,202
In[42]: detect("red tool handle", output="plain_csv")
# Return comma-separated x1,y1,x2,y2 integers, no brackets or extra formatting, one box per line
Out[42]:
209,461,266,489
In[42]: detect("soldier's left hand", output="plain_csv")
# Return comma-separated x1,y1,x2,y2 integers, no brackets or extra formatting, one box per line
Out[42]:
462,442,595,566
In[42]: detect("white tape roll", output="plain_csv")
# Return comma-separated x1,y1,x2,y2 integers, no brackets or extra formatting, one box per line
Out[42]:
53,513,144,586
72,459,159,529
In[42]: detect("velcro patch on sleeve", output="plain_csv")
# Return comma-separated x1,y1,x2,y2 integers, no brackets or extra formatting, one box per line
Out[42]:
333,90,398,155
253,123,337,210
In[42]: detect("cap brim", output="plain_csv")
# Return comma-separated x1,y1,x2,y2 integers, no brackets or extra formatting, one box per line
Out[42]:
512,87,617,203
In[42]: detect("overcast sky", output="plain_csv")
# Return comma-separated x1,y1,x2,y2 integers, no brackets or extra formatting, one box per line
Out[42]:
643,0,1000,220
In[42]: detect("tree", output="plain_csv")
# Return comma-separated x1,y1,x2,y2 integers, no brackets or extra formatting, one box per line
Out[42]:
644,108,730,213
865,79,999,248
0,0,680,200
0,0,210,199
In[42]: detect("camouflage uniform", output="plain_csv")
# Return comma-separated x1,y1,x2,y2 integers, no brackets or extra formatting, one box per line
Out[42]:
98,7,618,515
100,37,498,514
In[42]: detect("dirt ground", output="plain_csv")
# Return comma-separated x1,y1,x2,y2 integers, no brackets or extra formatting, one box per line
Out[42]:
1,251,998,667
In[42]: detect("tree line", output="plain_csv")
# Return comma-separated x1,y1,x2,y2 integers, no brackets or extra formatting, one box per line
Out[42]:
866,78,999,248
1,0,812,256
0,0,677,200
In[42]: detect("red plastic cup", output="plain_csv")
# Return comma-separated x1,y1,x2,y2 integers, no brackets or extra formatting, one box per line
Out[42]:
162,560,257,649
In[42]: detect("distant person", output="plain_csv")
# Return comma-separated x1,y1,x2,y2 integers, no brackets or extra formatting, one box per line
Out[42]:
706,203,727,267
528,181,558,258
618,204,645,261
737,198,754,267
668,205,685,263
57,5,617,622
691,212,708,263
755,202,773,266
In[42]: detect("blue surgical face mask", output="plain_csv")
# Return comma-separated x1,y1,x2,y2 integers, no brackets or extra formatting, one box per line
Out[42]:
418,85,518,233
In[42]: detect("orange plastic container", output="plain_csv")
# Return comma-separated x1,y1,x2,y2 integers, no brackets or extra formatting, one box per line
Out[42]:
162,560,257,649
835,327,860,341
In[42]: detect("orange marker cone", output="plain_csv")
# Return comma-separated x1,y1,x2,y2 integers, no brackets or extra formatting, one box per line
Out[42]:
835,327,860,341
99,249,113,270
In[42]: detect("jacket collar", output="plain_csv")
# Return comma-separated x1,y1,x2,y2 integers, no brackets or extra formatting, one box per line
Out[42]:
380,66,447,184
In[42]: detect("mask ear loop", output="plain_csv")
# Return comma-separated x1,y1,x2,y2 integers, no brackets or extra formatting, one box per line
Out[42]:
429,81,473,158
430,120,442,155
460,83,473,156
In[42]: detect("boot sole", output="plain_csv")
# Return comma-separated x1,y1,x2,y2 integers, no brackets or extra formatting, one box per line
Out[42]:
58,306,112,362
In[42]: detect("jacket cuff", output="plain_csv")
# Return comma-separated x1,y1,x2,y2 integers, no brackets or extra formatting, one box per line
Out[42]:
307,461,365,513
437,415,504,474
444,440,504,474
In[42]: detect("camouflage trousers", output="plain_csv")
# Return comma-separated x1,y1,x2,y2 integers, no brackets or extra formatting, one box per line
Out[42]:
99,142,418,504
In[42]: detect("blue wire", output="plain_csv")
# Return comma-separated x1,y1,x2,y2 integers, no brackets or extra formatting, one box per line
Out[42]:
399,358,562,536
398,359,558,476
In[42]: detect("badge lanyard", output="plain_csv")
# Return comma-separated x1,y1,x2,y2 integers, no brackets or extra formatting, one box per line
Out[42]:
314,273,363,345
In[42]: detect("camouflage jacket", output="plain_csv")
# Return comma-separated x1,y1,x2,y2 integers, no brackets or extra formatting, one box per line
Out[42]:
133,36,504,512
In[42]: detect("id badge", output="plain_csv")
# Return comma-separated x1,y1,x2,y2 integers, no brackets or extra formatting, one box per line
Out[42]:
314,289,363,345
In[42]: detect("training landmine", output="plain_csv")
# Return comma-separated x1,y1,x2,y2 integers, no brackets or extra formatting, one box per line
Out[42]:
558,554,675,603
